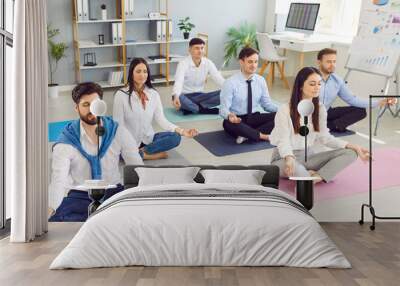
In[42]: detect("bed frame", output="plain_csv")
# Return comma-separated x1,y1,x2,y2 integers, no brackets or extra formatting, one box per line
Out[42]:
123,165,280,189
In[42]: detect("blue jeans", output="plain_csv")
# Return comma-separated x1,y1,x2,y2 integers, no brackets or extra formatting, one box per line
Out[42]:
49,184,124,222
179,90,220,113
139,132,181,157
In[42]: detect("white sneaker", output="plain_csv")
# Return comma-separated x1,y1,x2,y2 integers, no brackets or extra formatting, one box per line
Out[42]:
236,136,248,144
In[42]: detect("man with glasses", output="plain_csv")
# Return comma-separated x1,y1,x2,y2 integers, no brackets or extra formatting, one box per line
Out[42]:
48,82,143,222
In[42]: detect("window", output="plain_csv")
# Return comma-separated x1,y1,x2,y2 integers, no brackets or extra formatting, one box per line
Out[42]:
1,0,14,233
317,0,362,37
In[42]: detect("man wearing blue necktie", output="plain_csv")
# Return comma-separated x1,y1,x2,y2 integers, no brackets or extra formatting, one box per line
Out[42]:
219,47,279,144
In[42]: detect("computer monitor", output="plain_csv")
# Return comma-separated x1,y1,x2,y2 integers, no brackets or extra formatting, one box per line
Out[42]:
285,3,320,35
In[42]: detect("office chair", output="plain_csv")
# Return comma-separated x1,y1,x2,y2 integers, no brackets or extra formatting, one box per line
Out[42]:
256,32,290,89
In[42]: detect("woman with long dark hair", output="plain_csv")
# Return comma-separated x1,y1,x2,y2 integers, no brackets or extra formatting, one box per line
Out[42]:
269,67,369,183
113,58,198,160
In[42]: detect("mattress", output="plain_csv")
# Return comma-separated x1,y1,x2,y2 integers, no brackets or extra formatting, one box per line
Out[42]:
50,183,350,269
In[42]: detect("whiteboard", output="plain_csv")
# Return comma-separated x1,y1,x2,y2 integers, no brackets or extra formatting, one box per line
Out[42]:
346,0,400,77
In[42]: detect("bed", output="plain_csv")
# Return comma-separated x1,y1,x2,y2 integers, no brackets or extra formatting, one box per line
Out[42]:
50,165,350,269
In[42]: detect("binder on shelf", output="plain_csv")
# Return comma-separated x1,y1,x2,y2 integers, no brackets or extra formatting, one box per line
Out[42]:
76,0,83,21
118,23,123,43
161,21,167,41
149,21,162,42
108,71,123,86
168,20,173,40
129,0,134,17
82,0,89,21
123,0,129,18
112,23,118,44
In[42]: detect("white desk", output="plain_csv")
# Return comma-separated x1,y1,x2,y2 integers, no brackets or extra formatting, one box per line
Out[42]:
269,33,351,69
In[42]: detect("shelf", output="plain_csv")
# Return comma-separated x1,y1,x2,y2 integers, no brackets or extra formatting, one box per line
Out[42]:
78,39,189,49
151,75,175,84
79,41,124,49
125,17,170,22
77,19,122,24
145,58,183,65
97,81,125,89
125,39,190,46
80,61,124,70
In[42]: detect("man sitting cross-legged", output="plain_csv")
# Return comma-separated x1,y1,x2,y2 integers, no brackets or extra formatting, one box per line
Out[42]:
48,82,143,222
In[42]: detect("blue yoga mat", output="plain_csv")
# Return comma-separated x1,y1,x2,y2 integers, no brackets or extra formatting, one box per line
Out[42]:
163,108,221,123
194,130,275,157
330,129,355,137
48,120,72,142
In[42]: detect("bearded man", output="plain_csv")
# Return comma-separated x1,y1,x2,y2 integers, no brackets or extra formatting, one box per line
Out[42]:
48,82,143,222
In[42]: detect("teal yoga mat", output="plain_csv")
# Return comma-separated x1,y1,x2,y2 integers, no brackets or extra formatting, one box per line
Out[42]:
48,120,72,142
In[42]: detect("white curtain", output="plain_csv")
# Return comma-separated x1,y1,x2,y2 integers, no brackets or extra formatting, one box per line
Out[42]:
8,0,48,242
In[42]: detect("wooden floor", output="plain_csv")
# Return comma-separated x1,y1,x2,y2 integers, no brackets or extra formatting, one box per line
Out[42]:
0,222,399,286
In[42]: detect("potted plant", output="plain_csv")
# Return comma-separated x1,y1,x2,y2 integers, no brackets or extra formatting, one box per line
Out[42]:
47,24,68,98
223,22,259,67
178,17,195,39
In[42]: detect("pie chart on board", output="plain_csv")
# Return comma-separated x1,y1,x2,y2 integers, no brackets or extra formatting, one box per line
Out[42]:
373,0,389,5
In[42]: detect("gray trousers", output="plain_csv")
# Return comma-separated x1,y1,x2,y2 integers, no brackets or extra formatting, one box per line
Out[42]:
270,148,357,182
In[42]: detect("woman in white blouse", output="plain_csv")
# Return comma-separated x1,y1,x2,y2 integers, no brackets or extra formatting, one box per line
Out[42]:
269,67,369,183
113,58,198,160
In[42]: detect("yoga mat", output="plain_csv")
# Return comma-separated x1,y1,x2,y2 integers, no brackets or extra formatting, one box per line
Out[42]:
194,130,274,156
330,129,356,137
48,120,72,142
163,101,281,124
164,107,221,123
278,147,400,202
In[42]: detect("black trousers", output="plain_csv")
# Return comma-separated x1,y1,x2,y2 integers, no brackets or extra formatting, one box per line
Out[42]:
223,112,276,141
327,106,366,132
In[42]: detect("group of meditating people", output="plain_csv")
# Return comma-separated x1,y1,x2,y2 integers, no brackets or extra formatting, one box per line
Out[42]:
48,38,396,221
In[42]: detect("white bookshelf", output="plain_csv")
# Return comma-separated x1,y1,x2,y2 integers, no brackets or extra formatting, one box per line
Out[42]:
72,0,197,88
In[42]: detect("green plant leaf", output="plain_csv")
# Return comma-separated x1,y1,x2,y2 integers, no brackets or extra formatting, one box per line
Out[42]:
223,21,259,67
47,24,68,84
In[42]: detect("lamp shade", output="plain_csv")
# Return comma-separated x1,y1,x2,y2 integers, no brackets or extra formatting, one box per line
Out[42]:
90,98,107,116
297,99,314,117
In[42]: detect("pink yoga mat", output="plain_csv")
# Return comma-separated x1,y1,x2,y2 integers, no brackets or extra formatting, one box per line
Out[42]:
279,148,400,202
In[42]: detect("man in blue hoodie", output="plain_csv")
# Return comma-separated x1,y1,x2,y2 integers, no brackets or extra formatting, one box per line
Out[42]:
48,82,143,222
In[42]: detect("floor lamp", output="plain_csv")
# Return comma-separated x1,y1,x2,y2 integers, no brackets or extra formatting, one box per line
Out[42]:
290,99,315,210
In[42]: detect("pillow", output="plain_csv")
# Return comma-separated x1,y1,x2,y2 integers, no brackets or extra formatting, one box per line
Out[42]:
200,169,266,185
135,167,200,186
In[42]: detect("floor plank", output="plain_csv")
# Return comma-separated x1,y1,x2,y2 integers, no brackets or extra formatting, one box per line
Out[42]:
1,222,399,285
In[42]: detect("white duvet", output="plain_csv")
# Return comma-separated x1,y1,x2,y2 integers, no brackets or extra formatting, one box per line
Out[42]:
50,183,351,269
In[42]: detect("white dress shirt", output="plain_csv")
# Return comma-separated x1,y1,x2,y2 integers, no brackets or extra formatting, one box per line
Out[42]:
113,87,177,146
48,120,143,210
172,56,225,96
269,103,348,159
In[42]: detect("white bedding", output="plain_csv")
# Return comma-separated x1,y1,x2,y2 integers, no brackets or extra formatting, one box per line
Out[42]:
50,183,351,269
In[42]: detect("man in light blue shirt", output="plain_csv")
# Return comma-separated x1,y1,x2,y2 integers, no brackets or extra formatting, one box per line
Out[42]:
317,48,395,132
220,47,278,144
